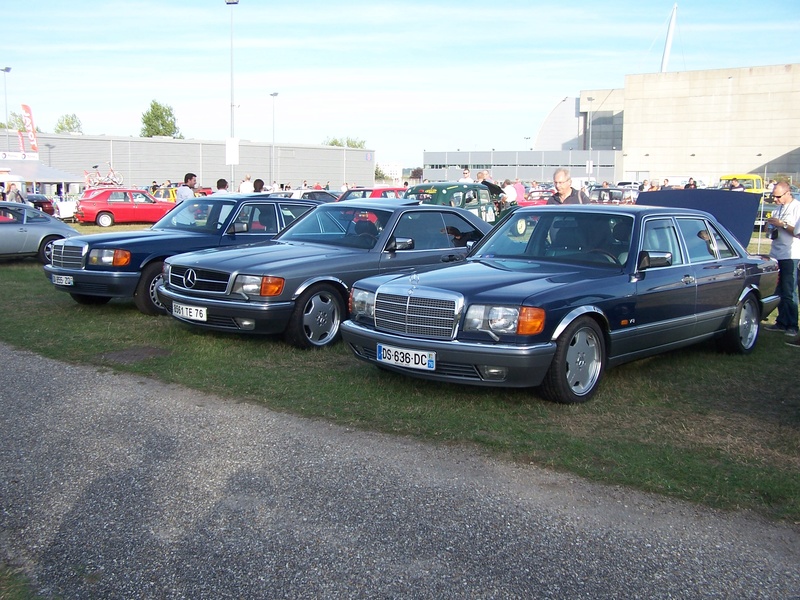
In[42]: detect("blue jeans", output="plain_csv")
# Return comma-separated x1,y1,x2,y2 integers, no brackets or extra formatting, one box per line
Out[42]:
775,258,799,330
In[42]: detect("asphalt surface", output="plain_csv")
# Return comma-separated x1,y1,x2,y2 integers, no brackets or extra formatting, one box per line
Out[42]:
1,342,798,599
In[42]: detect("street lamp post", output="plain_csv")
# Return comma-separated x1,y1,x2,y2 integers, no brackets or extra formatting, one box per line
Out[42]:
2,67,11,152
587,96,595,181
270,92,278,189
226,0,238,185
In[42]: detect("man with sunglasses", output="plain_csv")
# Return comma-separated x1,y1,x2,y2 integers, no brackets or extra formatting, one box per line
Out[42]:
764,182,800,337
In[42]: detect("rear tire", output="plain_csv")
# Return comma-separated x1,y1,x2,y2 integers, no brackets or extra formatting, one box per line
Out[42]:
70,293,112,305
540,316,606,404
134,262,166,315
718,293,759,354
284,284,344,349
96,212,114,227
38,235,60,264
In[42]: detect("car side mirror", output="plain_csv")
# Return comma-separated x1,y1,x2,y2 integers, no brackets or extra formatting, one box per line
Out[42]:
637,250,672,270
231,222,248,234
386,236,414,251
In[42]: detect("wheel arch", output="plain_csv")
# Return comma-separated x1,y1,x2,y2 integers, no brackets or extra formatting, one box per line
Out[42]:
293,276,349,305
551,306,610,346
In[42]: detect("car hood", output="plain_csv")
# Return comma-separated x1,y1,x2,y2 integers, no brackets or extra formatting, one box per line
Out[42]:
168,241,362,273
368,258,620,304
59,228,216,248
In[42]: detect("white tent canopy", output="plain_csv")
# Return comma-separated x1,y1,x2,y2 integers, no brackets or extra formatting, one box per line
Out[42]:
0,160,83,186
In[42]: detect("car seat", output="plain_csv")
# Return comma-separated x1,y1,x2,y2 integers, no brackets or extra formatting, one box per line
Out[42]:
354,220,378,238
258,209,278,233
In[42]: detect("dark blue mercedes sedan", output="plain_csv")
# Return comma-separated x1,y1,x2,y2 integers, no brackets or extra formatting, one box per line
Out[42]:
341,205,781,404
45,194,322,315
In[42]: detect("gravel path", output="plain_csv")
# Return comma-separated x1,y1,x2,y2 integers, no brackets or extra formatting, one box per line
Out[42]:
1,342,798,599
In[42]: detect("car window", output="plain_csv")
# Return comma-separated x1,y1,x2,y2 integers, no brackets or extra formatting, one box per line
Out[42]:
24,208,49,223
391,211,451,250
441,212,484,247
381,191,399,198
642,218,684,266
278,205,391,249
473,211,633,267
0,206,23,223
108,191,129,203
709,222,736,259
280,203,315,226
234,204,279,234
132,192,153,204
677,218,717,262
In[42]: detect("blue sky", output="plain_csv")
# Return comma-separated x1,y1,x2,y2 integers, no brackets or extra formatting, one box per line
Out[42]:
5,1,798,167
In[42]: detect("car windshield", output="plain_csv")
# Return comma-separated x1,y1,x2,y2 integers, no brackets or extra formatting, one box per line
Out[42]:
153,198,237,231
277,205,392,249
472,210,634,267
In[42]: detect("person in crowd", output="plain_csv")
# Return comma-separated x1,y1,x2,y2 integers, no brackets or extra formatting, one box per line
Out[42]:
239,174,254,193
729,178,745,191
638,179,649,191
513,178,526,203
176,172,196,203
500,179,517,210
684,177,697,189
764,181,800,337
459,169,473,183
214,178,229,193
253,178,265,193
548,168,588,204
150,180,159,193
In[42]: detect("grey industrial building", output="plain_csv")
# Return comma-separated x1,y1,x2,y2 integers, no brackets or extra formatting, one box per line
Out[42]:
423,63,800,188
1,134,376,196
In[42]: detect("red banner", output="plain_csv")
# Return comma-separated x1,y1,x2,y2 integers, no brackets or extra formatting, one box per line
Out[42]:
17,130,25,152
20,104,39,152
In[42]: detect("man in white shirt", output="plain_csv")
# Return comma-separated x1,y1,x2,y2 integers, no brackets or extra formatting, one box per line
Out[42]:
239,174,254,193
214,178,229,193
764,181,800,337
459,169,473,183
176,173,196,203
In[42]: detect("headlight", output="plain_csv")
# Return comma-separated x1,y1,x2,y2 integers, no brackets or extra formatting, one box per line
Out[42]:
88,248,131,266
350,288,375,320
232,275,284,297
464,305,545,336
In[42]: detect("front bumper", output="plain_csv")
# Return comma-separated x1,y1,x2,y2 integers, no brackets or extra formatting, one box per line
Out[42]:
340,320,557,388
156,284,295,334
44,264,140,298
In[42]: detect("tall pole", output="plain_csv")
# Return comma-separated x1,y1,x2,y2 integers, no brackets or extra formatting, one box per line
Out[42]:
227,1,238,186
587,96,595,181
270,92,278,189
2,67,10,152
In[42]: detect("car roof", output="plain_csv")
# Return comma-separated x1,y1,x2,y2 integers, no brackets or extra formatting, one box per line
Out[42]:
515,204,709,218
334,198,421,209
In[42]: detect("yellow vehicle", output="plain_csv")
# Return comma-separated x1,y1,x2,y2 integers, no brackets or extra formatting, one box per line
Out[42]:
152,186,178,202
717,174,765,196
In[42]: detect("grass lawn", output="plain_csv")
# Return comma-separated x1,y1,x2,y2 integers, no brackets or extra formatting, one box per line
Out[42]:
1,228,797,523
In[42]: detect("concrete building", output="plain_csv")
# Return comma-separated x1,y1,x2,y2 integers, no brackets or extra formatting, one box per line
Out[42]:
424,63,800,188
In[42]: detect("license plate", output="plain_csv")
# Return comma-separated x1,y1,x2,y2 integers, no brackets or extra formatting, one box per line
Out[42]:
52,275,73,286
173,302,207,322
376,343,436,370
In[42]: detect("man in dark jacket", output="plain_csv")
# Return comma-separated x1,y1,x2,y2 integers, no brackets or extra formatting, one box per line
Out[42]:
548,168,587,204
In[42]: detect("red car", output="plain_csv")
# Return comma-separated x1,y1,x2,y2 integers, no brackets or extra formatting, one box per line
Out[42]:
337,187,407,201
75,188,175,227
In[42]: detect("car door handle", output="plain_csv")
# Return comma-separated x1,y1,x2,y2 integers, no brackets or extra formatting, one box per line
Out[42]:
681,275,696,284
734,268,745,278
441,254,463,263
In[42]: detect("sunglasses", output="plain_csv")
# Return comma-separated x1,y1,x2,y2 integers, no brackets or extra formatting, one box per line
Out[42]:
772,191,788,200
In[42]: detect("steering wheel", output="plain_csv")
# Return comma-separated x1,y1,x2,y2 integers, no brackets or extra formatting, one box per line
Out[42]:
588,249,620,265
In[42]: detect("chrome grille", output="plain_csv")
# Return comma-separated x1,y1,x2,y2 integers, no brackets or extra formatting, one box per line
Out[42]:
168,265,230,293
50,241,86,268
374,291,459,339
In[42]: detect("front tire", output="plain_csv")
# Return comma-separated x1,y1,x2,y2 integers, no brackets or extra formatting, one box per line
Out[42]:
70,293,112,305
540,316,606,404
134,262,166,315
718,293,759,354
284,284,344,349
96,212,114,227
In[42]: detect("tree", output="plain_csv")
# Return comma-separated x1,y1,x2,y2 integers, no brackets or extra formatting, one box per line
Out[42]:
411,167,423,180
1,111,26,132
54,113,83,134
141,100,183,138
375,165,388,181
323,136,366,149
